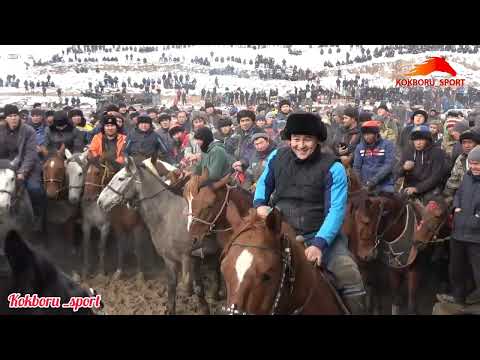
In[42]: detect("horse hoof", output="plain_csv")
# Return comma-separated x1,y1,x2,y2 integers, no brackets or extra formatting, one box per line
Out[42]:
177,282,193,297
72,271,81,283
392,305,401,315
135,272,144,284
112,269,122,281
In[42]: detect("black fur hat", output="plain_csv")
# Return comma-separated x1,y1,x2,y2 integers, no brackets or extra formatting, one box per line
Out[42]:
411,109,429,122
282,112,327,142
4,104,19,117
460,129,480,144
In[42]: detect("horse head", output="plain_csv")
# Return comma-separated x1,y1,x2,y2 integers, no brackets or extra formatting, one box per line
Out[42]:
220,204,291,315
346,192,386,262
97,156,137,213
66,151,88,204
43,144,67,200
83,158,116,202
0,160,17,216
413,196,449,243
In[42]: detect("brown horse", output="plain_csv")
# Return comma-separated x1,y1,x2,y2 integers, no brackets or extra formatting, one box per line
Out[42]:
82,158,148,280
220,203,346,315
345,187,450,314
42,145,79,254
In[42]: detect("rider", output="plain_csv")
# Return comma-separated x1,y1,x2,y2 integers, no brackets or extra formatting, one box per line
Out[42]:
254,112,367,314
88,114,127,172
124,114,173,164
243,132,277,192
353,120,396,193
42,111,86,156
443,129,480,207
394,125,449,202
0,105,39,227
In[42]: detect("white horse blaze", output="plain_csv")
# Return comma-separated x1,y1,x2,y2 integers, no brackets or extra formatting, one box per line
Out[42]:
50,160,55,169
235,249,254,290
187,195,193,232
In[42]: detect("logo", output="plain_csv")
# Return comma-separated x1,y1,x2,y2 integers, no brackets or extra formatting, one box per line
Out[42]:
403,57,456,77
395,56,465,88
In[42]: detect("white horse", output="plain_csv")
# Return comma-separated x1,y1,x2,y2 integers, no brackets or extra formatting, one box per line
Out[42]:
97,156,209,314
0,166,16,217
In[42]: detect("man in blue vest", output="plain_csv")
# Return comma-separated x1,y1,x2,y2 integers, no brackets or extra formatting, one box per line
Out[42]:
254,112,366,314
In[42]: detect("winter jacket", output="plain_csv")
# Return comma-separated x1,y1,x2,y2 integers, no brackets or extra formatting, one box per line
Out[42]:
156,127,174,154
254,147,347,252
397,124,415,152
193,141,234,182
214,131,238,157
232,125,264,169
378,116,399,144
353,136,396,192
451,141,463,166
444,153,468,200
394,143,449,196
124,127,173,163
452,171,480,243
26,120,47,146
273,111,289,132
43,122,86,154
89,132,127,164
244,142,277,191
0,122,38,178
331,125,361,157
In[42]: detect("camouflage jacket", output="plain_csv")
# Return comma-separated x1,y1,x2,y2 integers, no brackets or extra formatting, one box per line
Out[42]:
443,152,468,201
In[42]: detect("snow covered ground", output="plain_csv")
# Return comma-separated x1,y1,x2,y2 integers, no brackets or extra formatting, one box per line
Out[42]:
0,45,479,109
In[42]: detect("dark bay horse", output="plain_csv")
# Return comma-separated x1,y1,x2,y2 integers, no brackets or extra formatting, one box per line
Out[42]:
220,204,345,315
0,230,104,315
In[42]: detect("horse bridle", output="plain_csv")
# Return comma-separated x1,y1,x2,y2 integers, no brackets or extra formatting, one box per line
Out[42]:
220,223,313,316
188,184,234,234
84,163,114,198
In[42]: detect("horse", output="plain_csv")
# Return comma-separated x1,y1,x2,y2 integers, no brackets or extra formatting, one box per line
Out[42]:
220,203,346,315
0,158,34,241
97,155,209,314
345,186,450,314
0,230,104,315
42,145,79,254
183,170,253,300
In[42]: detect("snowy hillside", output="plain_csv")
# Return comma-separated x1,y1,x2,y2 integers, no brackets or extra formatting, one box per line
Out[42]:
0,45,479,108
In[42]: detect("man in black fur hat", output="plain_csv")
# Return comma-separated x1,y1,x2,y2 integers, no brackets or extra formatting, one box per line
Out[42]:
253,112,366,314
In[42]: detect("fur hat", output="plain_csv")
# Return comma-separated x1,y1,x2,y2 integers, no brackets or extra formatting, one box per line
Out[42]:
252,132,270,142
410,125,432,141
460,129,480,144
4,104,19,117
104,104,119,113
343,106,359,120
204,102,214,110
467,145,480,162
279,99,291,108
169,125,184,137
216,117,233,129
411,109,429,122
53,111,70,127
30,108,44,117
282,112,327,142
137,115,152,125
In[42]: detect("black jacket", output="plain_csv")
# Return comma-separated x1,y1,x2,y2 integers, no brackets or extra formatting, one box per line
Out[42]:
395,143,449,195
452,171,480,243
44,122,85,154
331,125,360,156
124,127,173,163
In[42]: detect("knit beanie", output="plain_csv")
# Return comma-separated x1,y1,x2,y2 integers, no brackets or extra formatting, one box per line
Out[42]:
467,145,480,162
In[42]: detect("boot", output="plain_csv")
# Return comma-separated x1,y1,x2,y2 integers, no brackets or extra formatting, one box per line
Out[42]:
343,293,368,315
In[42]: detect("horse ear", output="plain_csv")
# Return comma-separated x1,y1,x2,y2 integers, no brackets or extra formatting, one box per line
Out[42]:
265,207,282,234
150,153,158,167
226,201,243,231
125,156,137,174
64,148,73,160
212,173,231,191
79,150,88,164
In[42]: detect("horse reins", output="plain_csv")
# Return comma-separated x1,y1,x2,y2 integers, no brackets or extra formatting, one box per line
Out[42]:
188,184,234,234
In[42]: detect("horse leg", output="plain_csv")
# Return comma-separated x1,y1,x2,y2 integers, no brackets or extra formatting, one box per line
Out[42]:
98,224,111,277
64,220,76,256
208,255,225,301
192,256,210,315
112,229,123,281
132,226,145,282
389,270,403,315
81,221,91,280
163,257,178,315
407,266,419,315
178,254,193,296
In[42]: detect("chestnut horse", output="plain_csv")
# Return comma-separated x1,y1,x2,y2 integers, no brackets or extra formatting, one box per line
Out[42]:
42,145,79,254
220,204,346,315
183,170,253,300
81,158,149,280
